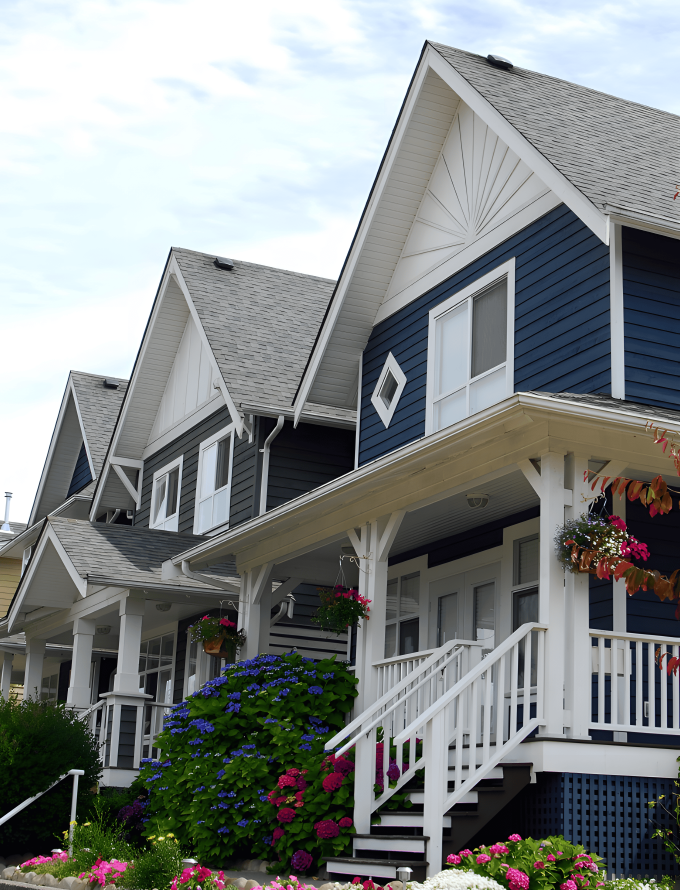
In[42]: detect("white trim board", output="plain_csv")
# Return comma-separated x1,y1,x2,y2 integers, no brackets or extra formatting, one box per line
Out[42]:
610,222,625,400
504,738,680,778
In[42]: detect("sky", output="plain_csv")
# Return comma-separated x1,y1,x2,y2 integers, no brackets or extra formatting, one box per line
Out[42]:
1,0,679,523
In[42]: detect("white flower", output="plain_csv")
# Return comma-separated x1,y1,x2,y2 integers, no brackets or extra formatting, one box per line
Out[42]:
409,871,505,890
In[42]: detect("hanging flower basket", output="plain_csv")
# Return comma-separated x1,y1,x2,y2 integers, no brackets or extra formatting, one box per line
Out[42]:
554,513,649,575
311,586,371,635
190,615,246,661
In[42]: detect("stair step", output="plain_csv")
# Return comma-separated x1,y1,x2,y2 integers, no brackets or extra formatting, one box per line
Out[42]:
325,858,428,880
446,760,504,779
408,790,477,805
377,811,451,829
353,835,427,854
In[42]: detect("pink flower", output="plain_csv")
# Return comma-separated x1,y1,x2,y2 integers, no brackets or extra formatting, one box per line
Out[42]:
219,617,236,628
561,882,577,890
508,834,522,842
277,807,297,823
476,854,491,864
287,768,301,777
459,849,472,858
315,819,340,839
489,844,509,856
610,516,626,531
546,854,556,862
279,775,297,789
272,827,285,841
506,869,529,890
534,862,545,869
339,817,353,828
446,855,461,865
322,773,344,793
587,864,598,873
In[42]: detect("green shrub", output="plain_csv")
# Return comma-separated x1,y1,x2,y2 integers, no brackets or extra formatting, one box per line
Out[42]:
139,652,358,866
0,697,101,855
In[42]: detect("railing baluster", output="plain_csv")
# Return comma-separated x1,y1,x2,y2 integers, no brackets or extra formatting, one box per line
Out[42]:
537,628,545,729
661,642,668,730
673,645,679,730
624,639,632,731
598,636,606,725
636,640,643,727
611,638,619,729
510,643,518,740
523,630,532,730
482,661,492,763
496,648,506,744
649,642,656,729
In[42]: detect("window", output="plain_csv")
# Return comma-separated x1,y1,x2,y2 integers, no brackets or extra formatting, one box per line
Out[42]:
150,457,183,531
194,426,234,534
512,533,539,686
371,352,407,428
384,572,420,658
139,633,175,758
41,673,58,701
437,591,459,646
426,260,514,434
474,581,495,650
514,534,539,586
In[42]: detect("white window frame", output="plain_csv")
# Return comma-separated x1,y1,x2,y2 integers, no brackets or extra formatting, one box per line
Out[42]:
425,258,515,436
150,455,184,532
193,423,235,535
371,352,407,428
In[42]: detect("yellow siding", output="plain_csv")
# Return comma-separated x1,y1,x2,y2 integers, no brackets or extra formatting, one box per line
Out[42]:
0,558,21,616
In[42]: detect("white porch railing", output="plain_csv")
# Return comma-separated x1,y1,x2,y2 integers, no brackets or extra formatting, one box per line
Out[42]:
327,623,546,876
590,629,680,735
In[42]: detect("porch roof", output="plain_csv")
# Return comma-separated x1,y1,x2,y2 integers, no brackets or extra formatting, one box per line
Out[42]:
172,390,680,573
5,518,240,633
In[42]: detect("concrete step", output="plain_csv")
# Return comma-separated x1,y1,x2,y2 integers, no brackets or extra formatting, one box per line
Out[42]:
325,858,428,881
377,811,451,829
353,835,427,854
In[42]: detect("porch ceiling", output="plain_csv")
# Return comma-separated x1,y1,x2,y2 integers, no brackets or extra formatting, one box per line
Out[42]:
390,469,537,557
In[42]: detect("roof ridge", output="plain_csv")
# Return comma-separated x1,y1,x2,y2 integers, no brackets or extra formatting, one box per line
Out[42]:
171,246,337,283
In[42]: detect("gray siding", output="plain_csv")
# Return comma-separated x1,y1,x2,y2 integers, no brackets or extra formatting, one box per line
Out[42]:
136,407,233,533
230,423,260,528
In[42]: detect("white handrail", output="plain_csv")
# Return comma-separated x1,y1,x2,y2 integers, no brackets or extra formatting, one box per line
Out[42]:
326,637,482,751
0,769,85,857
76,699,105,721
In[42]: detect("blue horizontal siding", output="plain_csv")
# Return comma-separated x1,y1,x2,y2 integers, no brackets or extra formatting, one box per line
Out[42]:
623,227,680,410
359,204,611,465
67,441,92,497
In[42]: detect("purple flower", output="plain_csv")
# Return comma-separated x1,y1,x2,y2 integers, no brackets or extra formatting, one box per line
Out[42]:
291,850,313,873
308,686,324,695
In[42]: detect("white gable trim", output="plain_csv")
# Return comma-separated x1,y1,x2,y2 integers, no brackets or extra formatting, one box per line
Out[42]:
8,524,87,632
426,49,608,245
91,254,243,520
293,43,610,422
29,376,91,526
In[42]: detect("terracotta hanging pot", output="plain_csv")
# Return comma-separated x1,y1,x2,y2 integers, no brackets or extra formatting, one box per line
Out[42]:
203,634,237,662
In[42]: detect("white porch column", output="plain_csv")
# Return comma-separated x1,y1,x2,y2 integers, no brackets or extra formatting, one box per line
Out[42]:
67,617,96,708
1,651,13,698
564,453,592,740
23,637,46,700
113,590,145,692
539,451,567,737
240,564,274,661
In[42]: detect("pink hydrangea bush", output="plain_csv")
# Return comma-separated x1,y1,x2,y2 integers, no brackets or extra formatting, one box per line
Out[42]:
445,835,603,890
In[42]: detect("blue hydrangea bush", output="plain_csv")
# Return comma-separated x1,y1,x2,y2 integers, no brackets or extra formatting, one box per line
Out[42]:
139,652,358,865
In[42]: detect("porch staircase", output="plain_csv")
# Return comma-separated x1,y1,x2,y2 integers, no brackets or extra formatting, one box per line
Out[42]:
324,762,533,881
323,623,546,880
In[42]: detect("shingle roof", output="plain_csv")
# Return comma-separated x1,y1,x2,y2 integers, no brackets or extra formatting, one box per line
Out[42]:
172,248,346,411
534,391,680,424
432,43,680,228
48,517,238,590
70,372,128,476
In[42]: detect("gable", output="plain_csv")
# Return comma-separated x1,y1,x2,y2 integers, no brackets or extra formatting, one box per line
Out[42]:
31,391,85,523
384,102,552,310
148,313,219,446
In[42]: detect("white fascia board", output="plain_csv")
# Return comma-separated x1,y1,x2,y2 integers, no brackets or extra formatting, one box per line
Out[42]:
28,381,74,526
292,52,435,426
176,390,680,569
169,256,244,438
426,46,609,245
606,208,680,242
69,377,96,478
8,525,86,632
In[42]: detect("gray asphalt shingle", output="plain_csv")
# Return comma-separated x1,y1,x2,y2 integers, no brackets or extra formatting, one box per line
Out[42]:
172,249,342,410
70,372,128,477
49,516,238,589
433,43,680,227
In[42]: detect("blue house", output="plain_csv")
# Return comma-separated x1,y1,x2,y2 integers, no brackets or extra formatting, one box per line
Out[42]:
2,40,680,881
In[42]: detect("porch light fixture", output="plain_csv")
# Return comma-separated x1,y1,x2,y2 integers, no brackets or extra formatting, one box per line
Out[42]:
466,492,489,509
487,54,513,69
96,625,111,635
214,256,234,271
156,602,171,612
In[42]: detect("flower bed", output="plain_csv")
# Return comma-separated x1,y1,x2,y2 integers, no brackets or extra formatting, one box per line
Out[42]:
445,835,603,890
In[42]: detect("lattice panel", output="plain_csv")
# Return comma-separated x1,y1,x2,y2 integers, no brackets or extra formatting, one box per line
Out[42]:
516,772,679,878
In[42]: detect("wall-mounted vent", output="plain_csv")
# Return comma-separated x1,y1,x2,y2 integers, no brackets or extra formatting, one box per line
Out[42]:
103,379,120,389
214,256,234,271
487,54,513,70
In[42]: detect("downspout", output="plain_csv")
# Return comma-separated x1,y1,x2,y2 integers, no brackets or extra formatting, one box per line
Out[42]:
270,594,295,627
259,415,285,516
180,560,240,594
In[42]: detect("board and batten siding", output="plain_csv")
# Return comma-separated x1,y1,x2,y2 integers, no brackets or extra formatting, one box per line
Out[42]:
0,557,20,616
263,417,355,511
358,204,611,465
623,226,680,410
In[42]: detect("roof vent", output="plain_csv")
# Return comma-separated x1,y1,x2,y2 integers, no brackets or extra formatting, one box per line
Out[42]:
487,54,513,70
103,379,120,389
214,256,234,271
